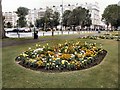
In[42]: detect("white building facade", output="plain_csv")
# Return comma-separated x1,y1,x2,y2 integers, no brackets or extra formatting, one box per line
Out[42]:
3,2,100,29
26,8,46,26
3,8,46,28
49,2,100,29
3,11,18,27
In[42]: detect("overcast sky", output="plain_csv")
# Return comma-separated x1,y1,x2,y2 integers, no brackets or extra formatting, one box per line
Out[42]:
2,0,119,15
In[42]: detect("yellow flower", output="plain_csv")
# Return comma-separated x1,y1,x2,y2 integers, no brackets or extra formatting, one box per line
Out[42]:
47,51,54,55
61,60,66,64
59,44,62,47
43,46,45,48
72,61,75,64
61,54,71,60
36,60,43,66
36,44,38,47
22,53,28,57
64,49,68,53
77,54,82,58
53,58,56,60
28,47,31,50
29,59,36,63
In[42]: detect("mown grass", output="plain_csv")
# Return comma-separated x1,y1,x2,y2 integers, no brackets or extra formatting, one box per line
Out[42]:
2,35,118,88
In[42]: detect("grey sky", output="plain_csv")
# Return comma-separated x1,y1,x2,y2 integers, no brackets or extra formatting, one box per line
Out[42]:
2,0,119,15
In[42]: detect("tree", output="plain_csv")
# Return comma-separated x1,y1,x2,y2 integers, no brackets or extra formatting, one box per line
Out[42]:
52,11,60,29
81,10,92,28
66,7,91,30
29,22,34,28
16,7,29,28
35,17,45,29
6,22,12,28
0,0,6,38
62,10,71,28
35,8,60,31
102,4,120,29
44,8,53,29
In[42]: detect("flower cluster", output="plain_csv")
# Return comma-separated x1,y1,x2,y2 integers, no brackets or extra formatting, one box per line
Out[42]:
15,41,104,71
80,35,120,41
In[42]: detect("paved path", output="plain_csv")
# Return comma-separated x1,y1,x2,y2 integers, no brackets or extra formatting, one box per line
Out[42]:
2,31,100,47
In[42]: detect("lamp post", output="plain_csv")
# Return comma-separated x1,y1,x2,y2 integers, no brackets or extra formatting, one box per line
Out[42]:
60,0,63,34
44,7,47,32
33,25,38,39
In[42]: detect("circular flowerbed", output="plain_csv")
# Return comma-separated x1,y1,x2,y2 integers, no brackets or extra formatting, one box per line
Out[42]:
15,41,107,72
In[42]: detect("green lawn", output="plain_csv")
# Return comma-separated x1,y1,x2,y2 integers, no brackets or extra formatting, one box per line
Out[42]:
2,35,118,88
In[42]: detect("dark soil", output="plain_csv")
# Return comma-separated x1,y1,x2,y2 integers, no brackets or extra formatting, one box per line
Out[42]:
17,50,107,73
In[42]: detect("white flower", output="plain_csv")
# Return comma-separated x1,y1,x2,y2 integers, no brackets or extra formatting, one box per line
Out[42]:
34,48,43,52
36,44,38,47
49,54,51,57
74,52,77,54
58,53,62,55
71,54,75,58
82,61,84,63
81,50,85,54
52,63,55,65
53,60,55,62
28,47,31,50
59,44,61,47
58,50,61,52
56,58,60,60
52,56,54,58
94,43,96,44
49,59,52,61
47,63,49,65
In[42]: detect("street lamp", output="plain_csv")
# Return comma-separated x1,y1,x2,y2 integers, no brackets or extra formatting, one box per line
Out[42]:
60,0,63,34
44,7,47,32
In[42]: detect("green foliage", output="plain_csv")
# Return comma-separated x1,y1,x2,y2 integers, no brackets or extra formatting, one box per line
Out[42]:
52,11,60,27
35,8,60,30
16,7,29,28
35,17,45,28
62,10,72,27
63,7,92,28
102,4,120,28
16,7,29,17
29,22,34,27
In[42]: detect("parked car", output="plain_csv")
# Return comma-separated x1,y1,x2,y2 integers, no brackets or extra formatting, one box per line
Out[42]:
12,28,20,32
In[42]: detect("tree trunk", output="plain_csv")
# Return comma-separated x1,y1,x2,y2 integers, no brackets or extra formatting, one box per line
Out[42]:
0,0,6,39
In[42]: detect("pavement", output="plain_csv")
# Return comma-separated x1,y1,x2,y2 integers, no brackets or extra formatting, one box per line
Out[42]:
2,31,100,47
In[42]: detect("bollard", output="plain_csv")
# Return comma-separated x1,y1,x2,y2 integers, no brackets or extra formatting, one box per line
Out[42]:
68,31,69,34
52,31,54,36
43,32,44,36
58,32,59,35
